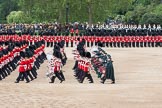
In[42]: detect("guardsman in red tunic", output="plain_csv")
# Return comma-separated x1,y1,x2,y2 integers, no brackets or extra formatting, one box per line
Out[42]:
109,36,113,47
43,36,47,47
0,53,7,80
113,36,117,47
116,36,120,47
136,36,140,47
103,37,107,47
160,36,162,47
70,36,74,47
27,53,37,79
46,36,50,47
65,36,69,47
91,36,95,47
23,56,34,81
140,36,144,47
49,36,53,47
87,36,90,47
143,36,147,47
151,36,155,47
124,36,128,47
80,52,93,83
95,36,99,46
121,36,125,47
155,36,160,47
15,52,30,83
148,36,151,47
128,36,132,47
1,54,9,77
105,36,110,47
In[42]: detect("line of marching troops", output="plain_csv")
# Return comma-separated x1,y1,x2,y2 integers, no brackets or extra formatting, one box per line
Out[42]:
72,38,115,84
0,41,27,80
0,35,162,48
0,35,47,83
15,41,46,83
72,39,94,83
43,35,162,48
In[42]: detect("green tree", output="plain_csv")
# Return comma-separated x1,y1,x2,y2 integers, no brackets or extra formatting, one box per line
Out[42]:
7,11,31,23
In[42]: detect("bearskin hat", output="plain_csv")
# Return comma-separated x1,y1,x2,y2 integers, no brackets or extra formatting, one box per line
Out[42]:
20,51,25,58
5,41,9,46
86,52,91,58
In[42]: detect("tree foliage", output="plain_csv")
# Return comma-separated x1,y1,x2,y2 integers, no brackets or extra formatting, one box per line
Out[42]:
0,0,162,24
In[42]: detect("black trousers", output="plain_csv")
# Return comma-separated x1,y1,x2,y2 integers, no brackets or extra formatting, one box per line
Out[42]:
117,42,120,47
71,41,73,47
30,69,37,78
50,72,63,82
26,70,34,80
51,42,53,47
91,42,94,47
16,72,30,82
47,42,50,47
1,67,8,77
81,72,93,83
144,42,147,47
87,42,90,47
0,68,6,79
60,71,65,80
106,42,109,47
113,42,116,47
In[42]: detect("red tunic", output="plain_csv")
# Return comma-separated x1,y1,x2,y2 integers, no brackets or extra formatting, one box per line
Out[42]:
19,59,27,72
27,58,34,70
160,36,162,42
84,61,90,72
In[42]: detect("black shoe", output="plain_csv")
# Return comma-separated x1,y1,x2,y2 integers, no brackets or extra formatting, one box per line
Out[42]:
26,81,30,83
89,81,93,83
80,80,83,83
49,81,54,83
15,81,19,83
101,81,105,84
111,81,115,84
60,80,63,83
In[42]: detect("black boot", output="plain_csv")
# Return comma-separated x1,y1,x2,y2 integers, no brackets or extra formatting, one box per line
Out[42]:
101,77,106,84
60,71,65,81
49,76,56,83
87,74,94,83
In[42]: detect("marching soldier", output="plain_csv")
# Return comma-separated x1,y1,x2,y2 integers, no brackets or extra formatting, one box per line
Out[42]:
80,52,94,83
15,52,30,83
49,52,64,83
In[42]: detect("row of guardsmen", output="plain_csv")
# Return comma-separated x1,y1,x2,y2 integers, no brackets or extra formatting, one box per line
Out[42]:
43,36,162,48
0,41,28,80
0,35,162,48
73,51,94,83
15,41,46,83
